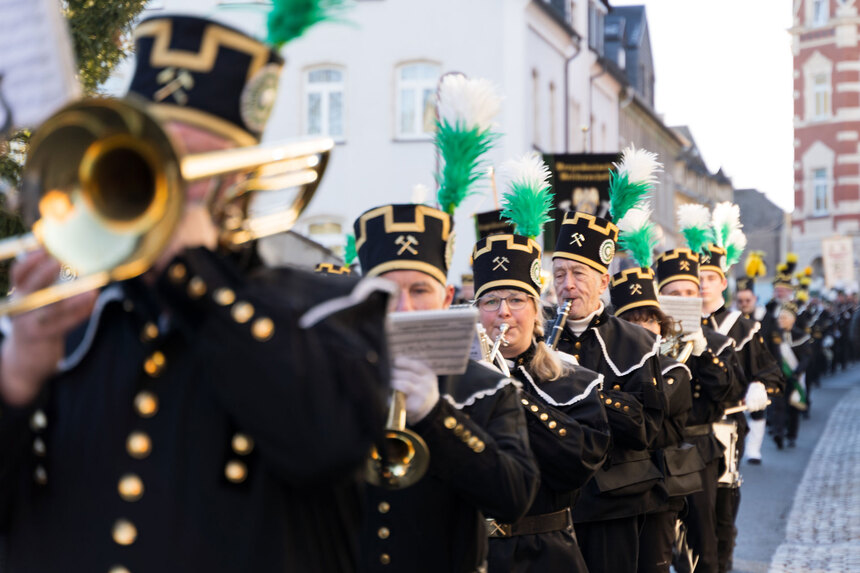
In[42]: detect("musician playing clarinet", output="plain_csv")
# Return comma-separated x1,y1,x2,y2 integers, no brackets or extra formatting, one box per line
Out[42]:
472,155,610,572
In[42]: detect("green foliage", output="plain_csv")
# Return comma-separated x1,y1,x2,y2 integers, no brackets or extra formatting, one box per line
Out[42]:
608,171,651,222
64,0,148,95
618,223,657,269
500,182,553,240
267,0,347,48
435,120,497,216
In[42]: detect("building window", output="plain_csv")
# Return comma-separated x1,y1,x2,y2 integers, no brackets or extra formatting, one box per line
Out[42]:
813,168,828,215
588,1,605,54
812,0,829,27
813,73,831,119
396,62,440,139
305,67,345,141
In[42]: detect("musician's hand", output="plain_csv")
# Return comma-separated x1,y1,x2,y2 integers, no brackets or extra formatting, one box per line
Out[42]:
744,381,768,412
0,250,97,406
682,330,708,357
390,356,439,424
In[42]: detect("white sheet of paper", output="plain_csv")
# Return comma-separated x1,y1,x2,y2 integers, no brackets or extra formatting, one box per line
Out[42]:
0,0,79,132
387,307,478,376
658,295,703,334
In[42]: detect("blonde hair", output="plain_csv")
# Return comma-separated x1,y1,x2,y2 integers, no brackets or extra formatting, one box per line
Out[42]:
528,300,565,382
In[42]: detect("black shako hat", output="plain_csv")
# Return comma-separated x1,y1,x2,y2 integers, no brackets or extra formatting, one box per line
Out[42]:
610,267,659,316
552,211,619,275
699,244,727,279
655,248,700,290
354,204,454,286
129,15,284,145
736,276,755,292
472,234,542,300
314,263,352,276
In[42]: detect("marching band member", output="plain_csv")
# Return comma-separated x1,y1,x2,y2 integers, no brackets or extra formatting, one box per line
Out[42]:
769,302,811,448
0,14,395,572
654,238,743,573
354,76,538,572
698,203,784,573
353,201,538,572
608,200,694,573
549,147,667,573
473,154,610,572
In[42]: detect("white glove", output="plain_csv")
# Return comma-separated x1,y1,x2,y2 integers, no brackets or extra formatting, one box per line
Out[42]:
682,330,708,357
744,381,768,412
390,356,440,424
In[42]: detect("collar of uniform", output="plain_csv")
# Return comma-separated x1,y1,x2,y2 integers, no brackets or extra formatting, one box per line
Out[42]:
567,302,605,336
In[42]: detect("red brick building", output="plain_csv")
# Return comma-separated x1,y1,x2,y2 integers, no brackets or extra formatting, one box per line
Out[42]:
792,0,860,281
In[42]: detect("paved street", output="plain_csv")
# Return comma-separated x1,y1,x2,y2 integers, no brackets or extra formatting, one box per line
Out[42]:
731,363,860,573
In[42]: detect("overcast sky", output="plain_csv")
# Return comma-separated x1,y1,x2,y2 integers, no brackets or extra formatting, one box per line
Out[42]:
611,0,795,212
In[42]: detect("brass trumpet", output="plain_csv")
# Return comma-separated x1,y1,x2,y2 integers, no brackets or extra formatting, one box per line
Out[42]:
365,390,430,490
477,322,511,376
660,320,695,364
0,97,332,316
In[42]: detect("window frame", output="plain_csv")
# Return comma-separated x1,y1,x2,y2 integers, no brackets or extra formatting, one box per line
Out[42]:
303,65,346,143
812,167,829,216
394,61,441,141
811,0,829,28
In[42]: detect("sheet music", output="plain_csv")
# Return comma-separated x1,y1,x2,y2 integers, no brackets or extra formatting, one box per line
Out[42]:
387,307,478,375
658,295,703,334
0,0,79,133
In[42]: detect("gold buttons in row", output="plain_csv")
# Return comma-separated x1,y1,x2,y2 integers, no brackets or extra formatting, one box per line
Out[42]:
112,519,137,546
118,474,144,502
143,351,166,377
232,433,254,455
127,431,152,459
134,391,158,418
225,460,247,483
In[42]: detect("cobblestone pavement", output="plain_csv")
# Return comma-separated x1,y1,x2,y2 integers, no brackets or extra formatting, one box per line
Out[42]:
768,384,860,572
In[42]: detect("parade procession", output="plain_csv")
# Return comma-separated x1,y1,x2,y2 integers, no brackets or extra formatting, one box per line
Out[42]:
1,0,860,572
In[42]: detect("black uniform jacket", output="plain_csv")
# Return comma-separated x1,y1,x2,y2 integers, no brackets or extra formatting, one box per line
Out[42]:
768,327,812,381
652,356,697,511
358,360,539,573
551,309,667,522
488,347,611,573
704,305,784,399
0,248,393,573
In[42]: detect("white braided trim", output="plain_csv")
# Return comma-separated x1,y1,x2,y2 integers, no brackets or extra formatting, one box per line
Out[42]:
442,376,520,409
593,329,661,377
519,365,604,407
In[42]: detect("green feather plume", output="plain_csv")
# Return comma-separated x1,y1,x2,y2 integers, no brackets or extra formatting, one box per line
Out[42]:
344,233,356,266
681,226,713,255
677,204,714,254
617,207,658,268
435,121,497,215
267,0,347,48
608,145,662,222
499,153,554,240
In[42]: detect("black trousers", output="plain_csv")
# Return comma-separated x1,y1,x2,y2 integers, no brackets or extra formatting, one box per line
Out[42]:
575,515,644,573
715,486,740,573
638,510,676,573
683,459,720,573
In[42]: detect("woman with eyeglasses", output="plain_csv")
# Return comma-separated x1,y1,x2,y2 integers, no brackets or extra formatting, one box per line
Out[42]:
471,233,611,573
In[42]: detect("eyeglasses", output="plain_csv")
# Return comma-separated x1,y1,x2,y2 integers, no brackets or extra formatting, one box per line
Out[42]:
476,293,532,312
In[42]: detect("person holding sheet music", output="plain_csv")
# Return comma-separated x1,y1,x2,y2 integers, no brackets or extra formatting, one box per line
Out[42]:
353,202,538,573
654,247,744,573
471,155,611,572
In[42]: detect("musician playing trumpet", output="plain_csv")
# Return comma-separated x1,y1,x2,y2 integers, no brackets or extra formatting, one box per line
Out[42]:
473,155,610,572
353,201,538,573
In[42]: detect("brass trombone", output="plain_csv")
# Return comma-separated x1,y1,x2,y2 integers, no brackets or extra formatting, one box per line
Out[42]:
0,97,333,316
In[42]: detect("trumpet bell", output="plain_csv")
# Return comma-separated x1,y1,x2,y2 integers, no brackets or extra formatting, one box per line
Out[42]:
365,429,431,489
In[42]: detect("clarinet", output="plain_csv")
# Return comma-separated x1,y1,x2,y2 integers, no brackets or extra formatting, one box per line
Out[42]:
546,300,573,350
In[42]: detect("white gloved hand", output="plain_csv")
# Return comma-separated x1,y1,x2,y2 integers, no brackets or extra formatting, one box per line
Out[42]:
390,356,440,424
744,381,768,412
682,330,708,357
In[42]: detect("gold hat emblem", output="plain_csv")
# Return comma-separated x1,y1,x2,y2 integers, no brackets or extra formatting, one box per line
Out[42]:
492,256,510,271
630,283,643,295
395,234,419,255
569,232,586,247
679,260,691,271
154,67,195,105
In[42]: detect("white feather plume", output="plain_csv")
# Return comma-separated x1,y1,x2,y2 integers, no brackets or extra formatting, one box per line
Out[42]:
411,183,429,204
728,228,747,253
437,74,502,132
711,201,742,247
615,144,662,185
676,203,711,231
500,152,551,190
617,206,652,234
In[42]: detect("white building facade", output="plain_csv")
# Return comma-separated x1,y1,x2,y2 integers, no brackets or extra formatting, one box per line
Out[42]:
118,0,621,279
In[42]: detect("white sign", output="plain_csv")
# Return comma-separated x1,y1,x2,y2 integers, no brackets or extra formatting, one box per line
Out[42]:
0,0,79,133
822,236,855,289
